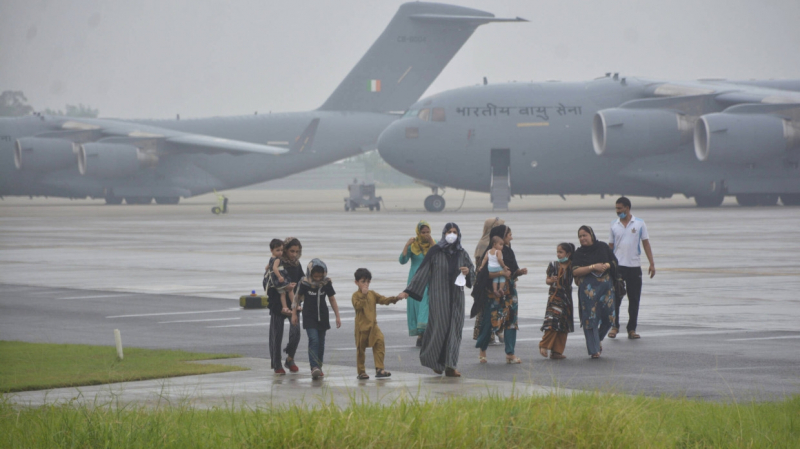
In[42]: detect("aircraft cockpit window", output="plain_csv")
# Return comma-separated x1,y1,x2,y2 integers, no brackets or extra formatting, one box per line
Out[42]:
404,109,419,119
431,107,446,122
417,108,431,121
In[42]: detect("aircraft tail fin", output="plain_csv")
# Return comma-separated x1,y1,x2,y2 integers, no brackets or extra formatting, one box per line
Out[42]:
318,2,525,113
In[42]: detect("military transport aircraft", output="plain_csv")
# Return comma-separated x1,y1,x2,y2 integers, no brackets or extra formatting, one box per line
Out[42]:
0,3,524,205
377,75,800,211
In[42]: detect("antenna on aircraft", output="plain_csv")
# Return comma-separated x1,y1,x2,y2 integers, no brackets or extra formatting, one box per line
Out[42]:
483,77,488,85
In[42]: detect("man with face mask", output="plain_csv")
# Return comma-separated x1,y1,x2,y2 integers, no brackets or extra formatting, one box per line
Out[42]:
608,197,655,339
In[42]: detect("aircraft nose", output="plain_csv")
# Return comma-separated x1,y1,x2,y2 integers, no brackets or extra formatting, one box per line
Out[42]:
377,119,415,169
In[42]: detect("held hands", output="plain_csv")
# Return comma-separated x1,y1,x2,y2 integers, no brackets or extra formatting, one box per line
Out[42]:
397,292,409,300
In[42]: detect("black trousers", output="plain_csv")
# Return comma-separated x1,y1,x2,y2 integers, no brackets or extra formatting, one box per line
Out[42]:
269,313,300,370
614,266,642,332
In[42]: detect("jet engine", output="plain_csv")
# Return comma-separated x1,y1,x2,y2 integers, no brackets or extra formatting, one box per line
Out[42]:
14,137,77,172
78,143,158,177
592,108,693,157
694,113,800,164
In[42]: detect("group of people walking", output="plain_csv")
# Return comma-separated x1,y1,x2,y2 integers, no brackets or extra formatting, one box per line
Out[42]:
266,196,655,379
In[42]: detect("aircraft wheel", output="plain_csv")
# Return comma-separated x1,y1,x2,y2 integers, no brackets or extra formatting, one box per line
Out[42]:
212,206,222,215
126,196,153,205
155,197,180,205
424,195,445,212
350,201,357,211
369,205,374,211
105,195,123,205
344,203,349,211
780,194,800,206
694,193,724,208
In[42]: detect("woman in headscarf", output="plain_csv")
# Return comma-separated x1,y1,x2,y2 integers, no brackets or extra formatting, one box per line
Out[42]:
399,220,435,346
267,237,304,374
472,218,505,343
572,225,618,358
397,223,475,377
472,224,528,364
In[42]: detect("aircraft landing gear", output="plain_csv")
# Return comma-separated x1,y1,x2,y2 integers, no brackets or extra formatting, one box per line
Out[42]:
155,197,180,205
424,195,445,212
736,194,778,207
125,196,153,205
693,180,725,208
780,194,800,206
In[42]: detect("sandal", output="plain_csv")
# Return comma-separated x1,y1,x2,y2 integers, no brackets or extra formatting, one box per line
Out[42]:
628,331,640,339
591,353,601,359
444,368,461,377
375,369,391,378
479,356,487,364
608,328,618,339
505,356,522,364
357,373,369,380
550,352,566,360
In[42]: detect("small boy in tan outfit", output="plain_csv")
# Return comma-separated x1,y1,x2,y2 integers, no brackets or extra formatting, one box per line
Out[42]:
351,268,403,379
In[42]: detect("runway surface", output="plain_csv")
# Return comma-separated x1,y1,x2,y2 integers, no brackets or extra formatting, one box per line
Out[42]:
2,189,799,401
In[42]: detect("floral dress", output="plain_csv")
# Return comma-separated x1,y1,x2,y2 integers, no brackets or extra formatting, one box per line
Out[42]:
541,261,574,333
577,271,616,330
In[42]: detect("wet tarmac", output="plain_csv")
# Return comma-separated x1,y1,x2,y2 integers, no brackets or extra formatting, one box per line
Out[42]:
2,189,800,406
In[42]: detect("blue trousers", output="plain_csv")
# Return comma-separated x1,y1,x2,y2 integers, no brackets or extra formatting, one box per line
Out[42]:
306,328,327,369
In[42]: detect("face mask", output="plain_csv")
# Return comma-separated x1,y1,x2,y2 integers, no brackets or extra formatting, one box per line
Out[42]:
618,212,627,219
558,256,569,263
445,233,458,244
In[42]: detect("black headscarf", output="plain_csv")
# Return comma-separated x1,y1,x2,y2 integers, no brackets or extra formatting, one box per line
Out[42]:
572,225,618,268
470,224,518,318
421,223,464,286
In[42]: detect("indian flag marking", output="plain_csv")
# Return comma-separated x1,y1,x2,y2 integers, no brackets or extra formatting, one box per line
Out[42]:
369,79,381,92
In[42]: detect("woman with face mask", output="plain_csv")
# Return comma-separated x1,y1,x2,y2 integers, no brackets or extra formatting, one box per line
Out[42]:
399,220,436,347
471,225,528,364
397,223,475,377
572,226,618,358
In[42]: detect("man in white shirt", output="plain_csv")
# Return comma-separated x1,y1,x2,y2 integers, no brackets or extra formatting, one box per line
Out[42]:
608,197,655,339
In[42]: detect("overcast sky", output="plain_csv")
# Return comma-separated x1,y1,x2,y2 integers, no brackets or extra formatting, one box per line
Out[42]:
2,0,798,119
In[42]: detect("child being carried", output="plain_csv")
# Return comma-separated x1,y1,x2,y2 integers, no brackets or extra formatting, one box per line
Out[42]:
265,239,295,316
479,236,509,296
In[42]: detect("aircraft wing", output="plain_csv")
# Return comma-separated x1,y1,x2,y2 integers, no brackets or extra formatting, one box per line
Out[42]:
60,118,289,156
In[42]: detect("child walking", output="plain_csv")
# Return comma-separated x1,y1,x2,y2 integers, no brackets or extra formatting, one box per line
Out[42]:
265,239,294,316
539,243,576,359
351,268,403,379
291,259,341,379
478,236,509,296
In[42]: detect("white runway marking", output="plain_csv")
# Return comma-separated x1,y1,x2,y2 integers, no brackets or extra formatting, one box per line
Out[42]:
59,294,134,300
333,344,414,351
207,322,269,328
726,335,800,342
107,308,241,318
159,317,242,324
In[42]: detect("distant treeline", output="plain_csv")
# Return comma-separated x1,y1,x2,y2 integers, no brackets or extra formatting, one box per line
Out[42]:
0,90,98,118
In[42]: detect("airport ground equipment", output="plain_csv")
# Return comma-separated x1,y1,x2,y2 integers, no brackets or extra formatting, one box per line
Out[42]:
212,190,228,215
240,290,268,309
344,179,383,211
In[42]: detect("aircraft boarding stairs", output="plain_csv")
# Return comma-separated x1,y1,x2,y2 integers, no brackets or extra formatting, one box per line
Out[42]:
490,149,511,211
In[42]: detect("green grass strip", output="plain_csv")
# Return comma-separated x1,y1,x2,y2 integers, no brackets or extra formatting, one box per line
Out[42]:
1,393,799,448
0,341,245,393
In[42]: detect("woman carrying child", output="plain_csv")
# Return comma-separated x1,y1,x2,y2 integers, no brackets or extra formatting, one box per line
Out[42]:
399,220,435,347
291,259,342,380
538,242,576,360
472,225,528,364
267,237,304,374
